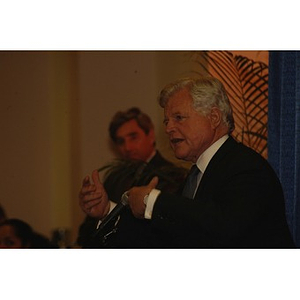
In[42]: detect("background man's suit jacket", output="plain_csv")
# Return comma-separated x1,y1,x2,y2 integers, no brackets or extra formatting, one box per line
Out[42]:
152,136,295,248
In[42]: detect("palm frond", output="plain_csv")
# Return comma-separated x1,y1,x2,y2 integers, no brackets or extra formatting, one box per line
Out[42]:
193,51,268,157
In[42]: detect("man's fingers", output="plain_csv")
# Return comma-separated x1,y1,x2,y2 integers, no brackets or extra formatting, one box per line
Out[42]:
82,175,90,186
92,169,101,188
80,183,96,197
81,191,103,202
148,176,159,190
84,198,102,210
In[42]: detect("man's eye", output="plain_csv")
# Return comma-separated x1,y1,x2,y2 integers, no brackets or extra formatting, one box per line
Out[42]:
115,139,124,146
175,115,184,121
129,133,138,140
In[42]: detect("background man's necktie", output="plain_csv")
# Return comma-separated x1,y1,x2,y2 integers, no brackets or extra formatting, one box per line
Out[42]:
182,164,200,199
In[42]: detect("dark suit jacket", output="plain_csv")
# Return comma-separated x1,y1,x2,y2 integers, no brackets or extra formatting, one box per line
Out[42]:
104,151,185,202
77,151,187,248
151,137,295,248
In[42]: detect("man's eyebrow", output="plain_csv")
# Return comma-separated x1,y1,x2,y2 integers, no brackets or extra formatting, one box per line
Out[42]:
116,131,138,139
128,132,138,137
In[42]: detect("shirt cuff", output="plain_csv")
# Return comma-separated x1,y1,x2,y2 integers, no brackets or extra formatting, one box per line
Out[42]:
96,201,116,229
144,189,161,219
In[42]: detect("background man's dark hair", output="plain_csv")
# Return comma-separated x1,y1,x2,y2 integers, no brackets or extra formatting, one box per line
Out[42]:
109,107,154,142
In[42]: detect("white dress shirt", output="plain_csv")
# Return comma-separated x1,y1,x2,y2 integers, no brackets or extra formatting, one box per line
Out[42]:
144,135,229,219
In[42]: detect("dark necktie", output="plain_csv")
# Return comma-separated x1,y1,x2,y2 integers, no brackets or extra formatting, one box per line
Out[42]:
182,164,200,199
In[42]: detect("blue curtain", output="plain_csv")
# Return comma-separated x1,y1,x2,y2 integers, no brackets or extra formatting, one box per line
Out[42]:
268,51,300,247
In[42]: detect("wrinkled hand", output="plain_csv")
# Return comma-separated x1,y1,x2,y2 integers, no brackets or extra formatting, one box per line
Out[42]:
79,169,110,219
127,177,159,219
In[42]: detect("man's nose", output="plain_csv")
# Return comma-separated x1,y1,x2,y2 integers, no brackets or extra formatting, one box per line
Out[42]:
124,140,133,151
165,120,175,134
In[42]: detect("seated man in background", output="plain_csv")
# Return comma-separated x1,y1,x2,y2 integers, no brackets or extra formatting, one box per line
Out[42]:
77,107,187,248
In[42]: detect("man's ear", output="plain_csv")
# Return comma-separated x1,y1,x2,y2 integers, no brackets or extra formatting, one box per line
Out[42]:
148,128,155,145
209,107,222,129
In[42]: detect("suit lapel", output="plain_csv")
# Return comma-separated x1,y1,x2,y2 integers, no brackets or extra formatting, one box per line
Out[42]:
194,136,238,200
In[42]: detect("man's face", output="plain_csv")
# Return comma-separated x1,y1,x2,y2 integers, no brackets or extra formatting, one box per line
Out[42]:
163,88,217,163
114,119,155,161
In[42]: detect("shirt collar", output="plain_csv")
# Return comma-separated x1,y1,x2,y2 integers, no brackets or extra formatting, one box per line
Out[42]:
196,135,229,173
146,149,157,163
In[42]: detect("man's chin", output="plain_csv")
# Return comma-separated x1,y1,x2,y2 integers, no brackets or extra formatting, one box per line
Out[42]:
173,150,187,161
128,155,143,161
